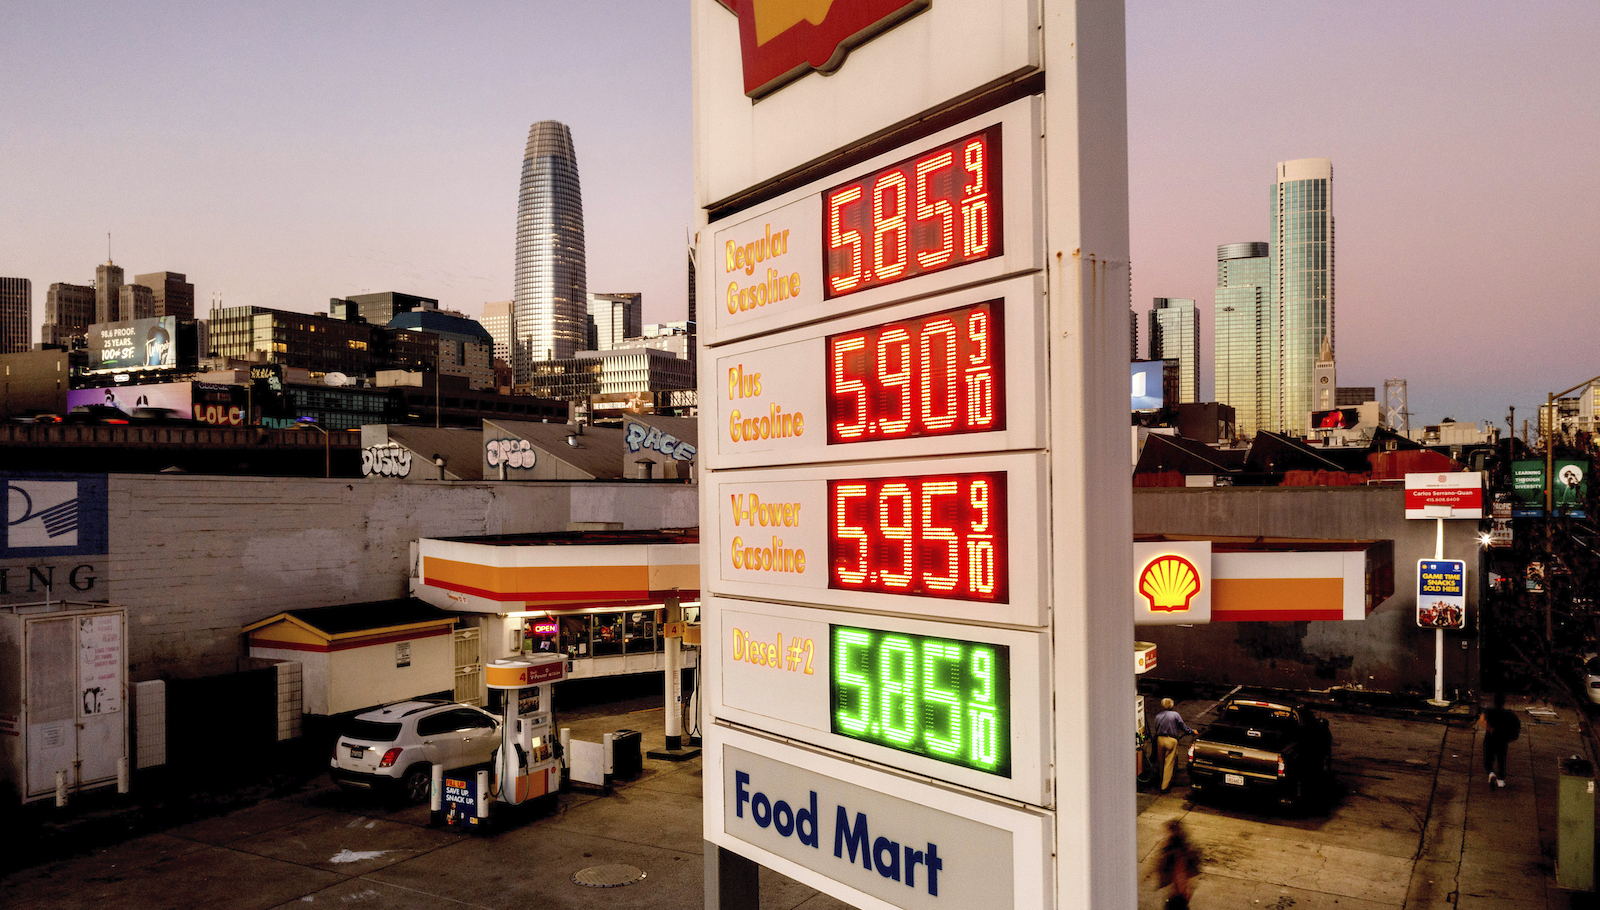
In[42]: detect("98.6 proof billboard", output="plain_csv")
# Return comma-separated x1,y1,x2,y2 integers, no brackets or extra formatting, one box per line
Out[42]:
87,317,178,371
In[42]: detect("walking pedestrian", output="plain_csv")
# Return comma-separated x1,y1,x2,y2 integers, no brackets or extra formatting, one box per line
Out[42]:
1151,697,1196,792
1478,692,1520,788
1156,818,1201,909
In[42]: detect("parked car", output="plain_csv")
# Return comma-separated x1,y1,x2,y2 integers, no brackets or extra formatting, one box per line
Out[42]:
63,404,131,425
1580,653,1600,706
1187,693,1333,809
330,701,501,802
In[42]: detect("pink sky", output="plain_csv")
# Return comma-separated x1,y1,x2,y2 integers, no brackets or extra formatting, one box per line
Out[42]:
2,1,1595,428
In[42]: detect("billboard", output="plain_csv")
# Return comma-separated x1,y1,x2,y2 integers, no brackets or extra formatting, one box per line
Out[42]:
87,317,179,371
1511,458,1591,518
68,382,246,426
1312,407,1360,430
1131,360,1164,411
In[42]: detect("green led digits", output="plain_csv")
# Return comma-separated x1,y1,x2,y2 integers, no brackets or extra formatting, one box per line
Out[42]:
829,625,1011,777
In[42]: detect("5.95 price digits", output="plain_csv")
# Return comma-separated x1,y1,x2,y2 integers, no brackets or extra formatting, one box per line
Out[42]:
824,126,1003,298
831,626,1010,776
829,472,1009,603
827,300,1004,444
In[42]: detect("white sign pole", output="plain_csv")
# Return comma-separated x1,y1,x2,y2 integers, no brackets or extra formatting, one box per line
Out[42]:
1044,1,1134,907
1431,518,1446,706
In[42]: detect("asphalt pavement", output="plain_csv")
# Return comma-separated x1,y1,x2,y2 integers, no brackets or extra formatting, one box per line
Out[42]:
2,694,1597,909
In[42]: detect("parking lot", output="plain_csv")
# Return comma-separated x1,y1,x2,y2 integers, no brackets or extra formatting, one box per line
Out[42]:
1,696,1593,910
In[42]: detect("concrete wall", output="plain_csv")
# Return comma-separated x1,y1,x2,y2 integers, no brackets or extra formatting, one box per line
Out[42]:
1134,486,1481,697
104,474,698,681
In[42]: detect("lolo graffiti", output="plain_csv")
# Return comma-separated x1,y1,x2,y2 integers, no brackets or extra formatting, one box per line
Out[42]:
485,438,536,470
362,445,412,477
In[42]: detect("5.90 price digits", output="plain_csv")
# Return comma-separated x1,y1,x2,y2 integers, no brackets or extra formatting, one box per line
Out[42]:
824,126,1003,298
827,300,1004,444
831,626,1010,776
829,472,1008,603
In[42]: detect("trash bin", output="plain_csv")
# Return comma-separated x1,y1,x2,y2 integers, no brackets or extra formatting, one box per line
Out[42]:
612,729,643,780
1557,756,1594,892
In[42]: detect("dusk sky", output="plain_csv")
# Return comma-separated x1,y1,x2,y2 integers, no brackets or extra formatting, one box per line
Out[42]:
3,2,1595,429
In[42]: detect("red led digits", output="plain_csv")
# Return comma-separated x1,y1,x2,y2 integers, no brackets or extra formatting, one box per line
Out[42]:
825,126,1003,298
826,300,1005,444
828,472,1009,603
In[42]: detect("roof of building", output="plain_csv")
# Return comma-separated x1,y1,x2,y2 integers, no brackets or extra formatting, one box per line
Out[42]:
485,419,625,479
387,311,492,342
242,598,456,637
382,426,485,481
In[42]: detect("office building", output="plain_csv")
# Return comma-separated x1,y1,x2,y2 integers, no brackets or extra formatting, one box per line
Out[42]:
388,310,496,391
481,300,512,365
1147,298,1198,404
636,322,693,360
1214,242,1273,438
95,261,124,325
0,277,32,353
1129,307,1138,361
118,284,155,322
1272,157,1335,436
587,292,642,351
43,282,95,347
524,347,694,404
134,271,195,319
513,120,587,379
329,291,438,326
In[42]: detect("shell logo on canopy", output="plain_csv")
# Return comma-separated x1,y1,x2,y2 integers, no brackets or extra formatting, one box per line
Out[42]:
714,0,930,98
1139,555,1201,613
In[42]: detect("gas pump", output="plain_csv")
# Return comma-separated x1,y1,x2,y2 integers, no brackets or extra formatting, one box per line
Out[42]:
485,655,566,812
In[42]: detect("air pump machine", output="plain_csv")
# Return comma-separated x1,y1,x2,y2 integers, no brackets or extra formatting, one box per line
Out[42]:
485,655,566,809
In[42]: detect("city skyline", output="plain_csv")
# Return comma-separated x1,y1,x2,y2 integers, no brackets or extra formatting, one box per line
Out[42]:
1,2,1595,427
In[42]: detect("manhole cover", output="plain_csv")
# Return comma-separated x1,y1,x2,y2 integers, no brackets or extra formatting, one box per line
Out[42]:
572,864,647,888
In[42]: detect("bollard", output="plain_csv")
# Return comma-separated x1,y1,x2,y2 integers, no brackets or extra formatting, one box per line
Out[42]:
603,732,615,785
476,770,490,820
117,757,129,795
430,763,444,825
55,770,67,808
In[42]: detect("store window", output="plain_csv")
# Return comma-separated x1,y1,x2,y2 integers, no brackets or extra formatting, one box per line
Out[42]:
560,614,591,658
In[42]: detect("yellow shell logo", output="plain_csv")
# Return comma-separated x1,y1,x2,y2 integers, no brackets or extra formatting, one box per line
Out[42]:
1139,555,1201,613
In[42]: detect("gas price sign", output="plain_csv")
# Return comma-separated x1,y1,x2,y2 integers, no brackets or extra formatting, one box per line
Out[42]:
832,625,1010,776
830,472,1008,602
827,299,1003,444
824,126,1002,298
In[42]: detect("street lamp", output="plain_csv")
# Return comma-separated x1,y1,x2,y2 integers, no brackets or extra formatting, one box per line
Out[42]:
296,416,329,478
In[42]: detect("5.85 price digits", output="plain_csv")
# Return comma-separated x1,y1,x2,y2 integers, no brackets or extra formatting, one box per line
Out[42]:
831,626,1010,776
824,126,1003,298
829,472,1009,603
827,300,1005,444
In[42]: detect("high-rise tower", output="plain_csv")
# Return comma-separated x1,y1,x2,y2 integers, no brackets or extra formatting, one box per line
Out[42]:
1214,241,1273,438
513,120,587,381
0,277,32,353
1148,298,1199,404
1271,157,1334,436
95,261,124,325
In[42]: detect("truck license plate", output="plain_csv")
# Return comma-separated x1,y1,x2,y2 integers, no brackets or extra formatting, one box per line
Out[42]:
1224,773,1245,787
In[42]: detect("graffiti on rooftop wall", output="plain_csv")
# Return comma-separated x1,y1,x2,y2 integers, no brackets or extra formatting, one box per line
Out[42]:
486,438,536,470
362,445,412,478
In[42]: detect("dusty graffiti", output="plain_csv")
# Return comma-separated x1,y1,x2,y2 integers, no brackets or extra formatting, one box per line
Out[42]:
362,445,412,477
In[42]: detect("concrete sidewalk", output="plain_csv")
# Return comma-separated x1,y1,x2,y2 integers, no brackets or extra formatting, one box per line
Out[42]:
1136,698,1599,910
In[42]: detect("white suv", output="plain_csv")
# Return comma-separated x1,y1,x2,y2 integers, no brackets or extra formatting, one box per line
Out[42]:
330,701,500,802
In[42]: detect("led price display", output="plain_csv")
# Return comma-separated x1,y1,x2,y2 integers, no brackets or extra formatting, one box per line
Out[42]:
831,625,1011,776
829,472,1008,603
827,300,1005,444
824,126,1003,299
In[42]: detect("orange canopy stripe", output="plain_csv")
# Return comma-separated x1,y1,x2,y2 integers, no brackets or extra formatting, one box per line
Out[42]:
1210,577,1344,622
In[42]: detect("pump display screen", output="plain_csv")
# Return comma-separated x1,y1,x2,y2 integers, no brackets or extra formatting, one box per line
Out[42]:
828,472,1008,602
823,126,1003,299
826,300,1005,444
830,625,1010,776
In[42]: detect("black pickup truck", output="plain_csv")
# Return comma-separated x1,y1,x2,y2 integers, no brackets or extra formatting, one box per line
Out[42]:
1187,694,1333,809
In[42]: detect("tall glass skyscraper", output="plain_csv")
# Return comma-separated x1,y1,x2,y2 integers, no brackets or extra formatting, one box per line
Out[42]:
514,121,587,381
1147,298,1199,404
1214,242,1272,438
1271,158,1334,436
